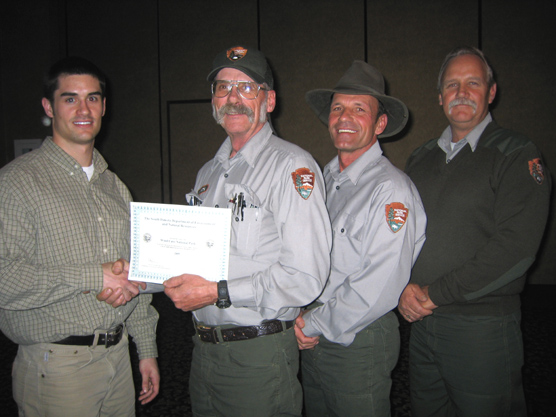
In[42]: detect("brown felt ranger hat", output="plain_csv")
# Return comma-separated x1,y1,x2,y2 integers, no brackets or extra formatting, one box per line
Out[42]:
306,60,409,138
207,45,274,89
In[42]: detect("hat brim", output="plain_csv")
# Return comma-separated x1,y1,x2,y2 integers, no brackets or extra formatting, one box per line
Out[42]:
306,88,409,138
207,66,267,86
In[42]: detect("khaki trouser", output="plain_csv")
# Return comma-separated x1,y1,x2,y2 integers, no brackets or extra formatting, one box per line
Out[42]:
12,333,135,417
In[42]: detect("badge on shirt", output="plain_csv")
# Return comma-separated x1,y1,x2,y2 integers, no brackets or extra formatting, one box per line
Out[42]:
197,184,209,195
291,168,315,200
528,158,545,185
385,203,409,233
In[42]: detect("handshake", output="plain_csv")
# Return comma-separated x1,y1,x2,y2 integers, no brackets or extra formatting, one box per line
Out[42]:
96,258,145,307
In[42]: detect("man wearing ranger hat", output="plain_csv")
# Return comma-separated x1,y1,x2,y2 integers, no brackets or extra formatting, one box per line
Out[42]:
164,46,332,416
296,60,427,417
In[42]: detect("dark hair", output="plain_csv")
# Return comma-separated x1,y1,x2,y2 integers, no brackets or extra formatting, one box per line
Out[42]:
437,46,495,92
43,56,106,103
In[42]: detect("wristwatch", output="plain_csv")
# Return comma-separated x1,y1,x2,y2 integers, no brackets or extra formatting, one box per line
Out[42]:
216,280,231,309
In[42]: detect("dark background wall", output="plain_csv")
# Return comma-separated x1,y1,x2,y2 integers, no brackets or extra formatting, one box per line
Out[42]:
1,0,554,284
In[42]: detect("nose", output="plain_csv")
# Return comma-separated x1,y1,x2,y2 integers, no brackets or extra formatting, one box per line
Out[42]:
456,84,468,97
338,108,351,121
76,99,91,115
227,85,242,103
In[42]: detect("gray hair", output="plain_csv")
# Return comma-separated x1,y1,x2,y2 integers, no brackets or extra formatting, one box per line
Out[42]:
437,46,495,92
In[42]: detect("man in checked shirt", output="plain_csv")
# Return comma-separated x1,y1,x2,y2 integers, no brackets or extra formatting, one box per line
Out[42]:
0,57,159,416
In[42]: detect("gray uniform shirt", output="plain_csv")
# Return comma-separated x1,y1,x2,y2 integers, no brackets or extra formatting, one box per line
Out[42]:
302,142,427,346
187,123,332,326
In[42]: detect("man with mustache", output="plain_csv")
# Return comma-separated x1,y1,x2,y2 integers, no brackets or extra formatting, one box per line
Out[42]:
398,46,551,416
295,60,427,417
164,45,331,416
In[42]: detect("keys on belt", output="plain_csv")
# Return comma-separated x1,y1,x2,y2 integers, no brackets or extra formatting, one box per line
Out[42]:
196,320,294,343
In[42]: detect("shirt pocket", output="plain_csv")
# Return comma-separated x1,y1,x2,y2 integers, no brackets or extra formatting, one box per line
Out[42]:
224,184,262,258
331,212,365,268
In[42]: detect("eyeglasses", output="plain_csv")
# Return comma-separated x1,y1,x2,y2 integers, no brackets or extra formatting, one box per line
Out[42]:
211,80,267,100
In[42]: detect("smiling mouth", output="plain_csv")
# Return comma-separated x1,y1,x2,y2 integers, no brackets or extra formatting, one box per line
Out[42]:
73,121,93,126
338,129,356,133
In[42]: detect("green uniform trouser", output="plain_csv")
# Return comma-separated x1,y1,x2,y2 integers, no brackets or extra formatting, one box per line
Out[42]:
301,311,400,417
189,326,302,417
409,311,526,417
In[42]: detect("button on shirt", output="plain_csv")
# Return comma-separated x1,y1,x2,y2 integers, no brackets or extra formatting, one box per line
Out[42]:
187,123,332,326
302,142,427,346
0,138,158,359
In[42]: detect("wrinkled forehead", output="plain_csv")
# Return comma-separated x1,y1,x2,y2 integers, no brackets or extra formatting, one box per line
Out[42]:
332,92,379,108
215,68,254,82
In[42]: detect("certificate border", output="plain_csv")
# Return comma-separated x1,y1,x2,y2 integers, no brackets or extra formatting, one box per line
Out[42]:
130,202,231,282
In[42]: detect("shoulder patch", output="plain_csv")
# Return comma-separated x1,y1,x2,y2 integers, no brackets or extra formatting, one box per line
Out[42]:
528,158,545,185
291,168,315,200
386,203,409,233
197,184,209,195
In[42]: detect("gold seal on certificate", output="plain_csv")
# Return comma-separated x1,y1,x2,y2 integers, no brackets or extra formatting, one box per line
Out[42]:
129,202,231,284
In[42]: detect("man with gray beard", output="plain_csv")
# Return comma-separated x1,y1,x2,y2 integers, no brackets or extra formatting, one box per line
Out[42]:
164,45,332,417
398,46,551,417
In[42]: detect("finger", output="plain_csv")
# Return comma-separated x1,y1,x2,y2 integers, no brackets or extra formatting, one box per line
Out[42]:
111,260,125,275
96,288,113,301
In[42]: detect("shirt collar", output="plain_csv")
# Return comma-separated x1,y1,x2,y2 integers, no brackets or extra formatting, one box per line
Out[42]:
214,122,272,168
42,137,108,177
438,113,492,153
328,141,383,185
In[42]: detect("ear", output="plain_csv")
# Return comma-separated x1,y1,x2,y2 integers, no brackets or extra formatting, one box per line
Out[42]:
42,97,54,118
438,93,443,106
102,97,106,117
488,83,497,104
374,114,388,136
265,90,276,113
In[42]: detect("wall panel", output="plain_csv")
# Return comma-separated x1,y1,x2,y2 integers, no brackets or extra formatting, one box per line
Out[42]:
66,1,161,202
260,0,366,168
483,0,556,284
368,0,479,169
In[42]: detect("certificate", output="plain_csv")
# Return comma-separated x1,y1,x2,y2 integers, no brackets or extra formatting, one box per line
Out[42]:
129,202,231,284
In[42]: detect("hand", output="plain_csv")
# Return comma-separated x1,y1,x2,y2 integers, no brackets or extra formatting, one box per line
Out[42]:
398,283,435,323
164,274,218,311
138,358,160,405
294,311,319,350
98,259,146,307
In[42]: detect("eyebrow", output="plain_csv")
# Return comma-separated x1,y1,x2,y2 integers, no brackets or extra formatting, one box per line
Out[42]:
59,91,102,97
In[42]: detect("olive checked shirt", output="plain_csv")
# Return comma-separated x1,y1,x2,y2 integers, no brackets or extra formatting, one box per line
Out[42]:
0,138,158,359
187,123,332,326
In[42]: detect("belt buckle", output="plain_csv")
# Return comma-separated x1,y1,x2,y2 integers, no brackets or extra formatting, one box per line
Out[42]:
197,325,220,344
94,325,121,348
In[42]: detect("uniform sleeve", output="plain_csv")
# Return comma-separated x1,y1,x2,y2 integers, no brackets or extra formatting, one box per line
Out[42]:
428,143,551,306
0,180,102,310
228,156,332,317
303,185,427,346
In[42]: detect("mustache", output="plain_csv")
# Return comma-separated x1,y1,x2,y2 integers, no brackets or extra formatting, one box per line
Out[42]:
213,103,254,124
448,97,477,111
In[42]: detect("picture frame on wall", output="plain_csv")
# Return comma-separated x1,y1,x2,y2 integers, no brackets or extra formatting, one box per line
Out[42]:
13,139,43,158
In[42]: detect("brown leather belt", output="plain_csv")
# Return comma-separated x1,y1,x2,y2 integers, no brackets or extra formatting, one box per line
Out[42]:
53,324,124,348
196,320,294,343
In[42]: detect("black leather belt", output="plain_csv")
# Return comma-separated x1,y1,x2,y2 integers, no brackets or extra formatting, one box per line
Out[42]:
53,325,124,348
196,320,294,343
